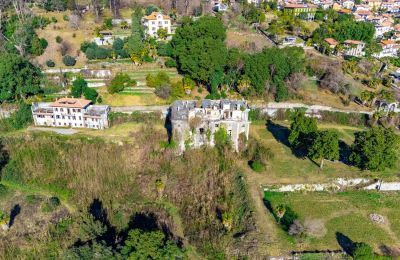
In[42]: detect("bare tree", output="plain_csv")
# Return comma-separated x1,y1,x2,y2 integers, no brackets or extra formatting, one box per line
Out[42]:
109,0,120,18
91,0,102,22
69,14,80,29
59,41,71,56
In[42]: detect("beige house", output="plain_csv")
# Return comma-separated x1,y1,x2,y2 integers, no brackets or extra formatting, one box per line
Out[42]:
142,12,172,38
32,98,110,129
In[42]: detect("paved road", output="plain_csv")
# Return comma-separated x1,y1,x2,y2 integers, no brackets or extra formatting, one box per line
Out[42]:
253,102,374,115
28,127,78,135
110,102,374,115
111,105,169,114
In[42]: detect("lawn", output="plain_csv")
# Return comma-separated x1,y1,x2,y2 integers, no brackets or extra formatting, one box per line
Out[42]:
263,191,400,253
250,122,400,184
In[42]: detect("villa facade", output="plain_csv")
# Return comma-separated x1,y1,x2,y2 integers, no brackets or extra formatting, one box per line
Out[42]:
32,98,110,129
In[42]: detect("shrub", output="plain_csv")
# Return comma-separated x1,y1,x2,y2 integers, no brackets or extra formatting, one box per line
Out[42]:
32,16,50,29
157,42,173,57
63,55,76,66
353,242,374,259
164,58,176,68
42,196,61,212
51,16,58,23
56,36,63,43
0,184,8,197
143,55,154,63
146,72,170,88
250,160,264,172
0,103,33,132
108,73,136,94
63,15,69,21
46,59,56,67
155,85,171,99
31,37,48,56
83,87,99,103
103,18,113,29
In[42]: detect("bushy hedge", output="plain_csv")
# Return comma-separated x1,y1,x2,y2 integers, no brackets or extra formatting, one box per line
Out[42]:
46,59,55,67
81,39,129,60
0,103,33,132
62,55,76,66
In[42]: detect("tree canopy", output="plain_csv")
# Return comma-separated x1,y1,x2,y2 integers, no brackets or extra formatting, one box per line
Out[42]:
312,15,375,44
243,47,305,100
0,53,42,102
171,16,228,83
308,130,340,168
350,127,399,171
288,110,318,151
121,229,183,259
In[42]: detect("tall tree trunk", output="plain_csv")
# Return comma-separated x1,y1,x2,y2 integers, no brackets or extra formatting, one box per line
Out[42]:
320,158,324,169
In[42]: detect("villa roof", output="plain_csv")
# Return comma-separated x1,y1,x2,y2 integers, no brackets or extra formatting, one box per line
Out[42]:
51,98,92,108
381,39,394,45
344,39,364,45
143,12,171,20
324,38,339,45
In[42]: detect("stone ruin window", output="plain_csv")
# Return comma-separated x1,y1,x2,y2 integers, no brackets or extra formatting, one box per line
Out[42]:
199,128,204,134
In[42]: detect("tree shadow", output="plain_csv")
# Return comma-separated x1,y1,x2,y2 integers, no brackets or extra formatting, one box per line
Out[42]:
0,142,10,176
336,232,355,255
339,140,352,165
164,108,173,143
88,199,116,246
120,211,182,247
266,120,307,158
9,204,21,227
266,120,291,147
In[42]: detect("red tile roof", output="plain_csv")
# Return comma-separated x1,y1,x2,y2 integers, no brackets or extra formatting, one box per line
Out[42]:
143,12,171,21
324,38,339,46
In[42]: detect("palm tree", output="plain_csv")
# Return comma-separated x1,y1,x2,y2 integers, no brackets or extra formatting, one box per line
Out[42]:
275,205,286,224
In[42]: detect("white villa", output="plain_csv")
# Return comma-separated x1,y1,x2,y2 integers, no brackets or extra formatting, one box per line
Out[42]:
343,40,366,57
142,12,172,38
171,100,250,152
373,40,399,58
32,98,110,129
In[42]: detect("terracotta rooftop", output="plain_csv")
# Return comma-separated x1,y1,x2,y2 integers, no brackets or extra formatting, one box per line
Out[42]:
143,12,171,20
285,3,316,8
324,38,339,45
337,9,352,13
381,39,394,45
51,98,92,108
344,39,364,45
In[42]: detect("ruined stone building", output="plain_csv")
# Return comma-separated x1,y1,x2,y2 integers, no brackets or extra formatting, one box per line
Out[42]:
170,100,250,152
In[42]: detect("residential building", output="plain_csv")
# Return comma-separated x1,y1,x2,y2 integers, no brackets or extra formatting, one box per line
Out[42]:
343,40,366,57
170,100,250,152
373,40,399,58
283,4,317,20
324,38,339,54
32,98,110,129
142,12,172,38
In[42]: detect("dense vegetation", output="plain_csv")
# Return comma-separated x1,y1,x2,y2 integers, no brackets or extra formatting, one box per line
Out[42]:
0,126,255,258
0,53,42,102
288,110,399,170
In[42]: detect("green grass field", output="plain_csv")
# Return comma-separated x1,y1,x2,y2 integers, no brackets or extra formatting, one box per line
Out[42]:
250,122,400,184
264,191,400,252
